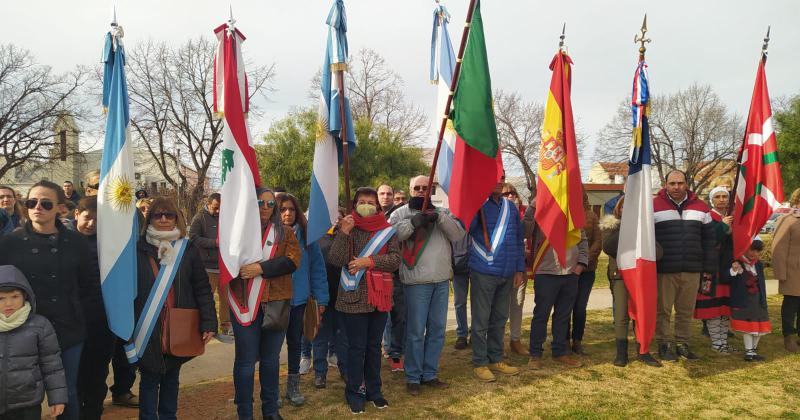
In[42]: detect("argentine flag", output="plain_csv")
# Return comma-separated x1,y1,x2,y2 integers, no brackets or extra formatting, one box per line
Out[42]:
430,2,457,194
98,29,138,340
307,0,356,244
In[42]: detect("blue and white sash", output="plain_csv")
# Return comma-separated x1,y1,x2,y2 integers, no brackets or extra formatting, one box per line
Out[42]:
339,226,396,291
125,238,189,363
471,198,511,265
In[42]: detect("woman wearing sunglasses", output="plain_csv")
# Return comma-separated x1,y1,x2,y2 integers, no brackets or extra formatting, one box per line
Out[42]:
132,197,217,420
0,180,91,420
232,188,301,420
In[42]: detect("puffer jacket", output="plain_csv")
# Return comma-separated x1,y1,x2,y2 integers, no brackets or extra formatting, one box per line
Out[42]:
469,197,526,278
290,226,329,307
653,189,716,274
0,265,67,414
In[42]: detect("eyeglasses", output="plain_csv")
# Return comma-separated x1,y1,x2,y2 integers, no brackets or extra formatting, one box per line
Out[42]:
24,198,55,211
257,199,276,209
502,191,518,197
279,207,296,213
86,183,100,190
412,185,428,192
151,211,178,221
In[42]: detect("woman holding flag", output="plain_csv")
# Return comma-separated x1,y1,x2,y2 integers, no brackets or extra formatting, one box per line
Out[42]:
328,187,400,414
232,187,301,420
132,197,217,420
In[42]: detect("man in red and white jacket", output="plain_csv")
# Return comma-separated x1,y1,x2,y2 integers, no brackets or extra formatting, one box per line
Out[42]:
653,170,717,362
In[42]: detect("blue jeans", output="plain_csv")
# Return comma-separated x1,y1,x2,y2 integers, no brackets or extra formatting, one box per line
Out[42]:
342,311,388,407
453,272,470,338
139,365,181,420
301,336,312,359
568,270,596,341
286,304,306,374
403,281,449,383
469,272,511,366
58,342,83,420
313,307,348,376
530,274,579,357
232,310,287,419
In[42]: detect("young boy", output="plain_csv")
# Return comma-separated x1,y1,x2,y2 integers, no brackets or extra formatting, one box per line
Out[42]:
0,265,66,419
729,238,771,361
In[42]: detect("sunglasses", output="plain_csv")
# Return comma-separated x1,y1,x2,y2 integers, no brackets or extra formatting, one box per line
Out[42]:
412,185,428,192
87,183,100,190
257,199,276,209
502,191,518,197
279,207,296,213
25,198,55,211
151,211,178,221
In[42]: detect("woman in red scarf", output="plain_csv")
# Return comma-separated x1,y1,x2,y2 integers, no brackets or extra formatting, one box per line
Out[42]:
327,187,400,414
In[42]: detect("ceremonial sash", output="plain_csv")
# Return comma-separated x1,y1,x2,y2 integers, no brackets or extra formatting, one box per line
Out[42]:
340,226,396,291
228,224,278,326
471,198,511,264
125,238,189,363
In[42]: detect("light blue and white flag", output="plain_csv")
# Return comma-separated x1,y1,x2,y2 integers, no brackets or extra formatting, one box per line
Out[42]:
98,26,138,340
430,2,457,193
307,0,356,243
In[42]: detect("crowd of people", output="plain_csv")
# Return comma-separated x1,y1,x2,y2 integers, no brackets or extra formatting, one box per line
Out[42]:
0,168,798,419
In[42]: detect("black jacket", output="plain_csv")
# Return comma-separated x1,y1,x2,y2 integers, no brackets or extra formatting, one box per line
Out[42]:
653,189,717,274
133,237,217,375
0,221,90,349
0,265,67,414
188,207,219,270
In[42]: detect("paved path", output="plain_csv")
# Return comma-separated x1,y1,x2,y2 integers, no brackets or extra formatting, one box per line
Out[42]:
111,280,780,388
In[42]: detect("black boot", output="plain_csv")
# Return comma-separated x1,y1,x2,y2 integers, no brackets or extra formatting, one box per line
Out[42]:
658,343,678,362
637,352,663,367
676,343,700,361
613,339,628,367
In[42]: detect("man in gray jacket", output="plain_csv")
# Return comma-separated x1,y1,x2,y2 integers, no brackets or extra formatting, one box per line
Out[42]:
523,205,589,369
389,175,465,396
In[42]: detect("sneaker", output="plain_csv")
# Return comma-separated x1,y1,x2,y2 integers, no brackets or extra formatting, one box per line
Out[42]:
421,378,449,389
315,374,327,389
510,340,528,356
658,343,678,362
328,353,339,367
676,343,700,361
349,402,365,415
712,344,732,355
371,398,389,409
298,357,312,375
473,366,496,382
112,392,139,408
390,358,404,372
636,353,663,367
527,356,543,370
406,382,421,396
454,336,468,350
488,362,520,376
552,355,582,368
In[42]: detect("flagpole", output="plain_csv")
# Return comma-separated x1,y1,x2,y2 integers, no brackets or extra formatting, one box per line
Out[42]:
422,0,478,213
728,25,770,216
337,71,352,212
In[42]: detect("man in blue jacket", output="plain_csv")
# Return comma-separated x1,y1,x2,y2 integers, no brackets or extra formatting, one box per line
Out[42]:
468,179,526,382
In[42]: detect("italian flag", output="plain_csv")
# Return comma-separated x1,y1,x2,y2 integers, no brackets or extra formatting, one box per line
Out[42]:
448,0,502,228
732,57,784,259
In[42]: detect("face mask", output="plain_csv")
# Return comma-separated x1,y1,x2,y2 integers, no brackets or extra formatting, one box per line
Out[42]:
356,204,377,217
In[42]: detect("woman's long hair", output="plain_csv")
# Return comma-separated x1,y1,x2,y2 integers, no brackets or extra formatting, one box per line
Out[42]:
278,194,308,246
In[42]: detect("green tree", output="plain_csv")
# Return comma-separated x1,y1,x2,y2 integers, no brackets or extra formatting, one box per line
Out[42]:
256,108,429,210
775,95,800,195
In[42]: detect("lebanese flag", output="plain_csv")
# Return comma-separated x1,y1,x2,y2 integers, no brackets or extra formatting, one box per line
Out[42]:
214,22,265,326
447,0,502,228
732,58,784,258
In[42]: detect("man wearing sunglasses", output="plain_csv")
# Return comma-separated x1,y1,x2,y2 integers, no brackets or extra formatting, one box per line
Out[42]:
0,180,91,420
389,175,465,395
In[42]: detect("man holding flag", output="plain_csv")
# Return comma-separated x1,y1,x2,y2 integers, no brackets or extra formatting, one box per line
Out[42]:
526,44,587,370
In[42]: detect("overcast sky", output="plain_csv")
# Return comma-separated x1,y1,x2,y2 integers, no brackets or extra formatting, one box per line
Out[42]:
3,0,799,177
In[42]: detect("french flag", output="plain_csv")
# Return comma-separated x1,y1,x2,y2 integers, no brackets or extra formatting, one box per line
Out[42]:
617,59,657,354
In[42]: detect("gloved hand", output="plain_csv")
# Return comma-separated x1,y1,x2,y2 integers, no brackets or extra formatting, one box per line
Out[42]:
411,212,428,229
426,211,439,224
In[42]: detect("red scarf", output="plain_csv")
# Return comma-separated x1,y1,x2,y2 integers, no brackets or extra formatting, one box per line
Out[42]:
351,210,391,232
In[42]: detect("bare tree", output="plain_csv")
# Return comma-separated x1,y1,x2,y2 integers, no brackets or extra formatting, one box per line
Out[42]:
125,37,275,218
595,84,742,192
309,48,427,145
0,44,87,179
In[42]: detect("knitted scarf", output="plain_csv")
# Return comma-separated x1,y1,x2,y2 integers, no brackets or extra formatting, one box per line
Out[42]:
145,226,182,265
0,302,31,332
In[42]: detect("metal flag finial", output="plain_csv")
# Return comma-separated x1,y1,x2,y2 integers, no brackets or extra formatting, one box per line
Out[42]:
559,23,566,52
634,14,651,56
227,5,236,34
761,25,771,60
111,5,117,27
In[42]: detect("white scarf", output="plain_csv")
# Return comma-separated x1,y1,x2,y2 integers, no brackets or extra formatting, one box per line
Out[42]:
0,302,31,332
145,226,182,265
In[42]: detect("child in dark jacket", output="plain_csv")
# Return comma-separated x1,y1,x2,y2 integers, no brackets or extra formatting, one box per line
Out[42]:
0,265,67,419
727,239,771,361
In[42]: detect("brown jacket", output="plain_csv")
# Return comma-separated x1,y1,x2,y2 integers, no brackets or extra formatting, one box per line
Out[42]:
229,225,302,303
773,213,800,296
328,228,401,314
584,208,602,271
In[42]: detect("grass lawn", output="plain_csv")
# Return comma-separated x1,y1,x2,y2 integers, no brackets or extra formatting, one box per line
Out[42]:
145,295,800,420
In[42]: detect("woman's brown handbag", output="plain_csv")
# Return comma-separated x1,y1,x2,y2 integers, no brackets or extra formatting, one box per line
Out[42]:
303,296,319,341
150,258,205,357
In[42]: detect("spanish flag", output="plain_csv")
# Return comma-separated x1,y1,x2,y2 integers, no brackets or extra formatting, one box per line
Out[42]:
534,51,584,267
